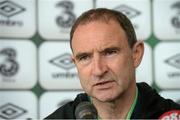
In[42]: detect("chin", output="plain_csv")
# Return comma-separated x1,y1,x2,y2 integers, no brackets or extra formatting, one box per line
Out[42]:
96,94,117,102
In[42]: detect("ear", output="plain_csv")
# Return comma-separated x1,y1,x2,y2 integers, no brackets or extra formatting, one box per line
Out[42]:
132,41,144,68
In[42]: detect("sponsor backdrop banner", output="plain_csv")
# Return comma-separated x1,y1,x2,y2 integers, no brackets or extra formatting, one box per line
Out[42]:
0,0,180,119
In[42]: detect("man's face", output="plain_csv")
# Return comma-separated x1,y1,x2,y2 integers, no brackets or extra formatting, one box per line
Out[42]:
72,20,143,102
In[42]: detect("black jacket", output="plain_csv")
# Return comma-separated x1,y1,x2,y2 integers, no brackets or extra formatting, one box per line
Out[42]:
45,82,180,119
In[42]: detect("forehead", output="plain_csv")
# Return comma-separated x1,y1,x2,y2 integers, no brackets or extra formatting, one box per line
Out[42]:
71,20,128,53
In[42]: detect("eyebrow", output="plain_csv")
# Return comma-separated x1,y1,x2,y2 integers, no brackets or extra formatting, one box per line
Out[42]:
74,46,121,60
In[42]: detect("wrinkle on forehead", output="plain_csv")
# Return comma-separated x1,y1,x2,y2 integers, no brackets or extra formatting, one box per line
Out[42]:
72,20,128,55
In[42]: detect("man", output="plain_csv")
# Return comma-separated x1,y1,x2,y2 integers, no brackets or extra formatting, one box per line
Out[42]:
45,8,180,119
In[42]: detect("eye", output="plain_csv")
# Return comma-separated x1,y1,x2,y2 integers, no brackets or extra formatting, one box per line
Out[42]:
104,49,119,56
79,55,90,61
105,50,118,55
76,53,91,62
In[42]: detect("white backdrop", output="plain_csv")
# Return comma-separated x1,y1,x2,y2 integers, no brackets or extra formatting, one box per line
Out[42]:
0,0,180,119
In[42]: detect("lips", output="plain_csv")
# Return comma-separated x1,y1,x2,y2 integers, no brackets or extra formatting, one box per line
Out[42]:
93,80,115,90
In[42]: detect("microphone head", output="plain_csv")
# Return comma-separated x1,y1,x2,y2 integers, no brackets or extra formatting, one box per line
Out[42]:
75,101,98,119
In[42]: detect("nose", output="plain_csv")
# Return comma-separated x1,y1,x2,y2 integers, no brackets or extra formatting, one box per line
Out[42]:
91,55,107,78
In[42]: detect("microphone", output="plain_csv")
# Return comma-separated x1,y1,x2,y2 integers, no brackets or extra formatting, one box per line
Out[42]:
75,101,98,119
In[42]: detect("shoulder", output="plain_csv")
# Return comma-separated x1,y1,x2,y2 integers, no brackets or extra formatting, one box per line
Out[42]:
44,93,89,119
136,82,180,118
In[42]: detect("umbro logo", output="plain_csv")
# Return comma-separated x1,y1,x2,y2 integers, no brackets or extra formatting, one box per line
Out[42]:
165,53,180,69
49,53,75,70
0,0,25,18
0,103,27,119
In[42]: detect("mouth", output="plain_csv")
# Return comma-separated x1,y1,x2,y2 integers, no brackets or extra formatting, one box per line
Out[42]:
93,80,115,90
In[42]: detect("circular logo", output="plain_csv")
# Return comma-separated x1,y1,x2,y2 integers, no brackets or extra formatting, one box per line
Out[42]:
159,110,180,120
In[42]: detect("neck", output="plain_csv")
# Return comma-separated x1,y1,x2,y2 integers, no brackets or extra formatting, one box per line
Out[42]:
92,81,137,119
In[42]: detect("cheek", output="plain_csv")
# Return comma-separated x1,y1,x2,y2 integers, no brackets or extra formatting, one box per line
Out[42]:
77,67,91,89
109,57,128,72
109,56,134,80
78,72,93,95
